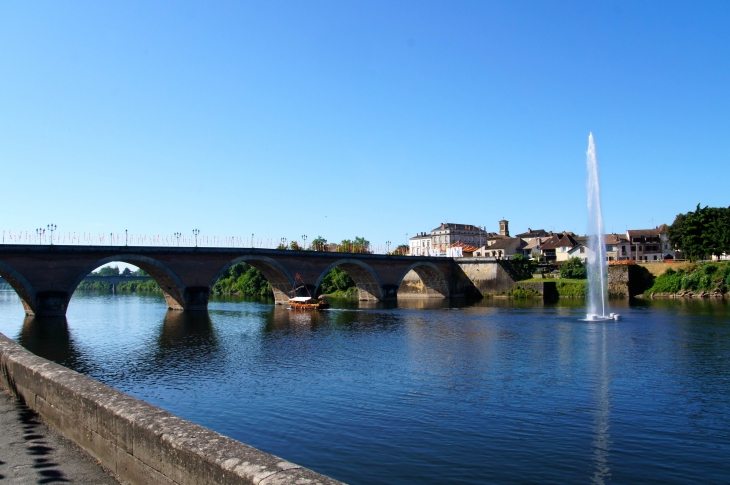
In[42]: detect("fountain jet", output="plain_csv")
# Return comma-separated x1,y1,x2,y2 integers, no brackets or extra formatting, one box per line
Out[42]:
584,133,618,322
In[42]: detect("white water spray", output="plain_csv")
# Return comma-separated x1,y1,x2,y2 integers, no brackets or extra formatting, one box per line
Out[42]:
585,133,612,321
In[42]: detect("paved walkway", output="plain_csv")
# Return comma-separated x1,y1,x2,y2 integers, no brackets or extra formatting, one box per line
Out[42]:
0,389,121,484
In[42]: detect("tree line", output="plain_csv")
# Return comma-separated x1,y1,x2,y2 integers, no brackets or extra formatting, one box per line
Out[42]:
668,204,730,261
212,262,358,297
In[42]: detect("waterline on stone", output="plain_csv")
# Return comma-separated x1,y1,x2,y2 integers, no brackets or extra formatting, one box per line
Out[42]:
586,133,608,319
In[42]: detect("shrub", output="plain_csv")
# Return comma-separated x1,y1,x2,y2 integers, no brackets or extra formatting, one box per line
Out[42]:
646,269,683,294
556,280,587,297
560,257,587,279
510,254,537,280
507,285,541,298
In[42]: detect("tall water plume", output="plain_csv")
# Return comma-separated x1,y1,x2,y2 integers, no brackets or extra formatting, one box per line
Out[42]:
586,133,608,318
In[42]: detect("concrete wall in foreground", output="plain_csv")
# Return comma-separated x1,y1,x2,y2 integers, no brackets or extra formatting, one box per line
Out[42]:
0,333,342,485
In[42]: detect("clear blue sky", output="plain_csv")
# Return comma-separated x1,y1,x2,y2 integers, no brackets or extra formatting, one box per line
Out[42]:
2,1,729,248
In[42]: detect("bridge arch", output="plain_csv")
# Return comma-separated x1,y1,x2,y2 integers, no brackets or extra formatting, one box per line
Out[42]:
314,259,383,301
396,262,450,298
69,255,187,310
209,256,295,304
0,260,38,314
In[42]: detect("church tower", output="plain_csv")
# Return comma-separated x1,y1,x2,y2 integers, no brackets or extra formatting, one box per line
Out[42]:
499,219,509,237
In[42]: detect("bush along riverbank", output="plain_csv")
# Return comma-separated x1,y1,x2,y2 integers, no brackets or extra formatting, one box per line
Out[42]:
318,267,358,297
211,263,360,298
642,262,730,299
212,263,272,297
76,279,161,292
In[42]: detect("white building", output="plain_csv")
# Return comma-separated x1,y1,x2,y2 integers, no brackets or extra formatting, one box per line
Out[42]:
409,222,494,256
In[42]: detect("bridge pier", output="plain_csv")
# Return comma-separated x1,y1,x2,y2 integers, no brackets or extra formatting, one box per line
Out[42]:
33,291,71,318
182,286,210,311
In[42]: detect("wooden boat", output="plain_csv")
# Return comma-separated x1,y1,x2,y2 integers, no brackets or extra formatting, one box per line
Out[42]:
288,296,330,310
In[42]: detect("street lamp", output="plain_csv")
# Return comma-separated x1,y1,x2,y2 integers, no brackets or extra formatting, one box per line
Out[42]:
302,235,307,250
36,228,45,244
251,233,254,248
125,229,128,246
110,232,113,247
192,229,200,247
386,240,391,254
47,224,57,245
174,232,181,247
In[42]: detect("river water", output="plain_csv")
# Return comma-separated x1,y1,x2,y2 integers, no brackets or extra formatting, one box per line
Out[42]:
0,290,728,484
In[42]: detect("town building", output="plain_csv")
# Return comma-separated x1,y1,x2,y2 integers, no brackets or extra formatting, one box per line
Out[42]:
626,225,674,261
537,232,580,262
515,228,550,243
474,237,523,259
409,222,492,256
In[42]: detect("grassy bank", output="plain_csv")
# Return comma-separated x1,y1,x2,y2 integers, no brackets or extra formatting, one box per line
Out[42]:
518,278,587,298
644,262,730,295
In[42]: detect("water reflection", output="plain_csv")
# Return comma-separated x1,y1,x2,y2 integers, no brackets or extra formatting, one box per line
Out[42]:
146,311,223,376
2,292,730,485
17,316,92,375
589,324,612,484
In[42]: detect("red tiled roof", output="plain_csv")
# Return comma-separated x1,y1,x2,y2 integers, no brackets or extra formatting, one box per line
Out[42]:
450,241,479,253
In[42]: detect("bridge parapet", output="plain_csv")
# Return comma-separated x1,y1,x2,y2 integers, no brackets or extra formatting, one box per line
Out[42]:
0,245,516,316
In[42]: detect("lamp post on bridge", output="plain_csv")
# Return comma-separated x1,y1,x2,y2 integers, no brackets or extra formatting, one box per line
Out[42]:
47,224,57,245
386,240,391,254
174,232,181,247
36,228,45,245
302,235,307,250
125,229,128,246
192,229,200,248
251,233,254,248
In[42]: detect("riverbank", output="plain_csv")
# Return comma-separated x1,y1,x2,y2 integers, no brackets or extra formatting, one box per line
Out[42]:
512,278,587,298
642,261,730,298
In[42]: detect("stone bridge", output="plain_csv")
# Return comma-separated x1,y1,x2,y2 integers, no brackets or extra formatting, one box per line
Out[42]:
0,245,459,317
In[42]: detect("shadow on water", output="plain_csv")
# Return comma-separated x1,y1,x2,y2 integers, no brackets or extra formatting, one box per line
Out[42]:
16,316,91,375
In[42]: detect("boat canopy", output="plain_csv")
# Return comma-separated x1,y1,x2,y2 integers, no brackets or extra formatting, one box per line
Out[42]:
289,296,313,302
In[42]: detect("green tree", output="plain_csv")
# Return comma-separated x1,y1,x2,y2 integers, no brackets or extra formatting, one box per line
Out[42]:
319,267,357,295
669,205,730,261
338,237,371,254
212,262,272,296
510,254,536,280
310,236,328,251
121,267,132,276
95,265,120,276
560,257,587,279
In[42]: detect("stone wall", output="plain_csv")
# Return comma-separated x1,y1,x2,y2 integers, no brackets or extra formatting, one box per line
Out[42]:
454,260,517,296
608,266,629,298
0,333,341,485
397,260,517,298
516,281,558,301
